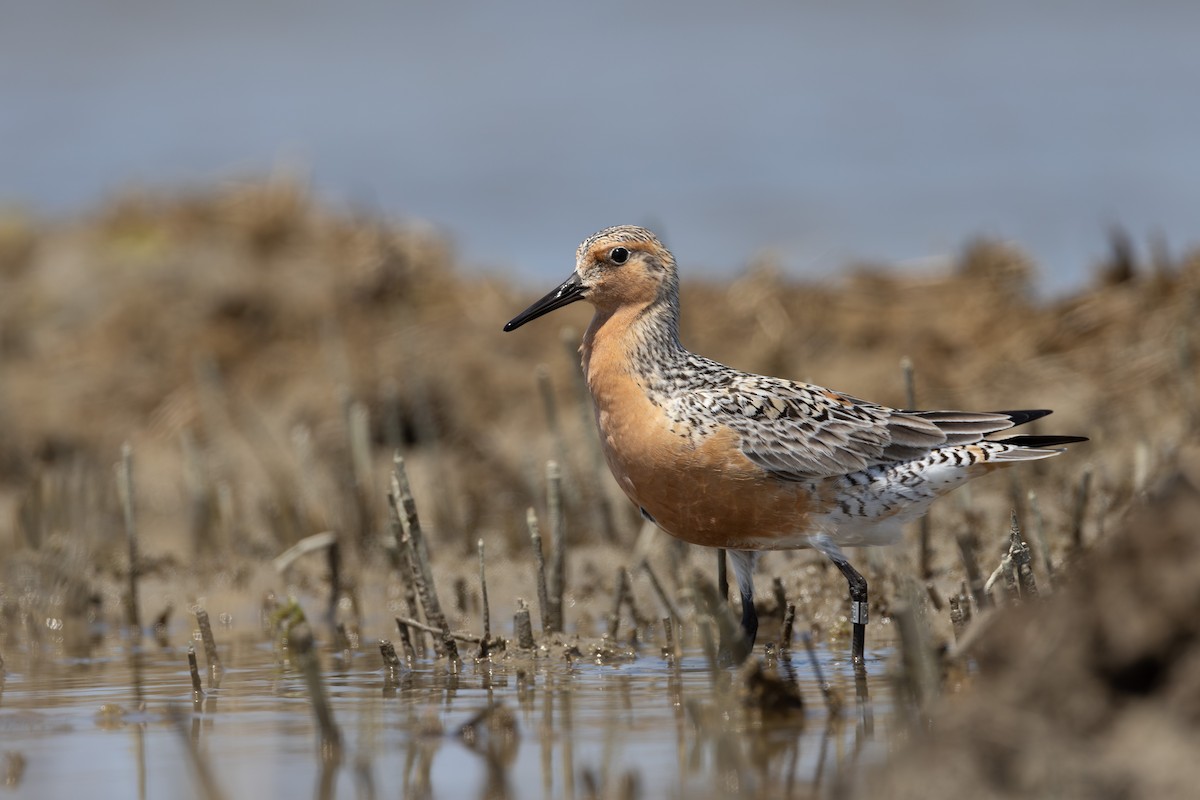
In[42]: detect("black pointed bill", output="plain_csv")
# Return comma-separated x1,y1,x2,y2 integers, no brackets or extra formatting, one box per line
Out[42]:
503,272,586,331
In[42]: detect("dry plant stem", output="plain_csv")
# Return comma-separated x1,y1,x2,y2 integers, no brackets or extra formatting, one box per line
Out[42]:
117,443,141,635
527,509,552,636
661,618,676,661
1071,467,1093,551
514,600,535,649
956,530,991,610
326,539,343,624
273,531,339,574
639,559,682,624
379,639,401,671
391,455,458,661
384,497,426,656
958,582,974,627
187,646,204,703
290,621,343,762
1003,557,1019,601
948,595,966,640
781,603,796,648
394,621,416,662
380,639,402,689
395,616,483,644
477,538,491,657
983,553,1014,601
1010,510,1039,598
608,567,630,640
772,578,787,621
546,460,566,632
194,608,224,685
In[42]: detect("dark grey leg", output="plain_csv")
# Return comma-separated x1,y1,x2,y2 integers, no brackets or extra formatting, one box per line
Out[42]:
727,550,760,647
830,554,869,664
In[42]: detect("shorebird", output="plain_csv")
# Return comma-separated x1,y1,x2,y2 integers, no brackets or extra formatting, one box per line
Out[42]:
504,225,1086,662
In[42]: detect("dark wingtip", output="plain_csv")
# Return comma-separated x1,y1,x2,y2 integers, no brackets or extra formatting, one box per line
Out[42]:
992,409,1054,427
997,434,1089,447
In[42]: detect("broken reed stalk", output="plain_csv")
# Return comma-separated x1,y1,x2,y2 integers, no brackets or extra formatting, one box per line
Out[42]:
394,620,416,662
395,616,483,644
477,538,491,658
527,509,552,636
187,646,204,704
379,639,401,670
957,581,974,627
639,559,682,624
661,617,677,661
289,621,343,762
390,455,459,661
607,567,630,640
379,640,402,689
326,539,343,625
781,603,796,649
772,578,787,622
1071,467,1093,552
546,460,566,633
194,608,224,686
1009,510,1038,599
514,599,535,649
948,595,966,640
384,490,426,657
117,443,142,636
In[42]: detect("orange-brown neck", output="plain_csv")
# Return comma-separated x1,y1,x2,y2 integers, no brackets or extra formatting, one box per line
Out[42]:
581,299,679,386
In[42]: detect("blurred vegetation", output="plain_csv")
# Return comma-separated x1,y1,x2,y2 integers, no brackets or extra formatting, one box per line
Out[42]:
0,178,1196,650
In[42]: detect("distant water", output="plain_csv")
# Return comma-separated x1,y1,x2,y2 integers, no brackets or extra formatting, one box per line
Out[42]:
3,0,1199,292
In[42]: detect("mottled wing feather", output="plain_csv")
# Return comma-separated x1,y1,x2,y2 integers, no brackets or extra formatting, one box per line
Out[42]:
677,366,1027,480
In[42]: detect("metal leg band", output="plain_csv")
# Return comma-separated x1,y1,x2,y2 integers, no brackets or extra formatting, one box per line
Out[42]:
851,601,869,625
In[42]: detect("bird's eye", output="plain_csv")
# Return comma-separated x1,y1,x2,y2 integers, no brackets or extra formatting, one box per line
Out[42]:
609,247,629,264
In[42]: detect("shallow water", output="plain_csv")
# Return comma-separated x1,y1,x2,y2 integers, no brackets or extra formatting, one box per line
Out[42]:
0,629,894,799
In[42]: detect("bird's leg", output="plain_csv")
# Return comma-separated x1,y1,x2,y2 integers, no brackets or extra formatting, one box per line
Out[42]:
830,555,869,664
726,550,760,647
